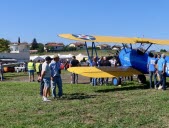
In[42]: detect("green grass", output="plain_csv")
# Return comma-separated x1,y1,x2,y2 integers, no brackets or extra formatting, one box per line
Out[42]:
3,72,27,77
1,80,169,128
32,49,116,57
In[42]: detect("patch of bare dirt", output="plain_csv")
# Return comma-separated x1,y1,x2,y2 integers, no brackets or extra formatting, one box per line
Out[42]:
4,71,90,84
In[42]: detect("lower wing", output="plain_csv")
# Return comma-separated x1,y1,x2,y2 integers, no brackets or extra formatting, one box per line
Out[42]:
67,66,142,78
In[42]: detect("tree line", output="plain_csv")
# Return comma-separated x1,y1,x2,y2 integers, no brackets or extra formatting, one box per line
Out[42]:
0,38,82,53
0,38,168,53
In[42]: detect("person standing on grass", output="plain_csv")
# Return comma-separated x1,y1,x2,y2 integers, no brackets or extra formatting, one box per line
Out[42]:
91,57,98,86
147,53,157,89
35,60,41,82
50,55,63,99
100,56,111,85
155,53,166,90
69,56,80,84
39,60,45,96
27,60,35,82
41,56,52,101
97,56,104,85
155,54,161,85
0,61,3,81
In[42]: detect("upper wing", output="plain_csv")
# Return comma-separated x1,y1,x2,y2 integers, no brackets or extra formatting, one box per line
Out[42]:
58,34,135,44
58,34,169,45
137,38,169,45
67,66,142,78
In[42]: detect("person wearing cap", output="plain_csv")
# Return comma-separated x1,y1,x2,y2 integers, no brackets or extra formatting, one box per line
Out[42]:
155,53,166,90
41,56,52,101
69,56,80,84
49,55,63,99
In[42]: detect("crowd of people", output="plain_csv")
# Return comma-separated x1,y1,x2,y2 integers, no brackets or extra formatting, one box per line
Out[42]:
147,53,167,90
90,55,120,86
27,55,87,102
18,52,169,102
27,55,63,102
0,52,168,101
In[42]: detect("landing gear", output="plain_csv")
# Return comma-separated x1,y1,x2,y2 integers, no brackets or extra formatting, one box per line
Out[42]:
137,74,146,84
112,77,121,86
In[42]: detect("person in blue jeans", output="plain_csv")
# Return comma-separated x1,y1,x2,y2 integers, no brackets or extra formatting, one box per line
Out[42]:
69,56,80,84
39,60,45,96
50,55,63,98
147,53,157,89
41,56,52,101
91,57,98,86
155,54,166,90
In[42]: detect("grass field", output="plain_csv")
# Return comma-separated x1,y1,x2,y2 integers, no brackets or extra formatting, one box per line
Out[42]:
1,79,169,128
34,49,117,57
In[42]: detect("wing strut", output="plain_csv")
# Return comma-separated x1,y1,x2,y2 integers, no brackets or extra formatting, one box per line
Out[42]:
85,42,98,66
85,42,92,65
144,43,153,53
122,43,127,53
130,43,132,49
92,42,98,59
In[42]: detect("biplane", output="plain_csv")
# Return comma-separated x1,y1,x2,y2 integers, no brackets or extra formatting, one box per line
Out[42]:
58,34,169,85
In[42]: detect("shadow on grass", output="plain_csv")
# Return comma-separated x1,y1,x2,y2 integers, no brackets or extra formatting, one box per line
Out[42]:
62,93,96,100
95,81,150,93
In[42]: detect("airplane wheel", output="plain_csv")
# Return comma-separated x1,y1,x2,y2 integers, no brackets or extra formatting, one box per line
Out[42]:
137,75,146,84
112,77,121,86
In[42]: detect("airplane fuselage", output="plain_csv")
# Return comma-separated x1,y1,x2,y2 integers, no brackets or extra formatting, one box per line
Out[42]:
119,48,169,77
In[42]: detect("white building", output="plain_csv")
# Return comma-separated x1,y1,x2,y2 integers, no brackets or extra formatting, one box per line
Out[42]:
0,42,30,62
68,42,86,50
44,42,65,52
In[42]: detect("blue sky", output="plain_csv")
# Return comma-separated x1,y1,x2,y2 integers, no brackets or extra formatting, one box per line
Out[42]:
0,0,169,51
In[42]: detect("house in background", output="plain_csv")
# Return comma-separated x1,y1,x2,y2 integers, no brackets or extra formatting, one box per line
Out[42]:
29,50,38,54
68,42,85,50
96,44,111,50
44,42,65,52
10,42,30,53
0,42,30,62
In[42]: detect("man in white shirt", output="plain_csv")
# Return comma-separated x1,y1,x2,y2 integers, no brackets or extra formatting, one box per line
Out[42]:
40,56,52,101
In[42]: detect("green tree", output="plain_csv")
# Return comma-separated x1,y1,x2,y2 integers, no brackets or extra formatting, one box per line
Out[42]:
62,45,69,51
37,43,44,53
31,38,38,50
45,46,53,52
160,49,167,52
0,38,10,52
68,47,76,51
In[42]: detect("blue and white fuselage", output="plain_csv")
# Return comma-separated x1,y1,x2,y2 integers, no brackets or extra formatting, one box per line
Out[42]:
119,48,169,77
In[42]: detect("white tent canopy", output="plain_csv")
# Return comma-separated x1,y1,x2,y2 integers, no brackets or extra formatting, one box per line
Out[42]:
76,53,88,61
30,54,74,61
58,54,72,59
30,56,45,61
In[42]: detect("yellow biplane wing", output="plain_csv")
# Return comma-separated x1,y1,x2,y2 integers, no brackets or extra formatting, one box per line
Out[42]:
68,67,142,78
58,34,169,45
